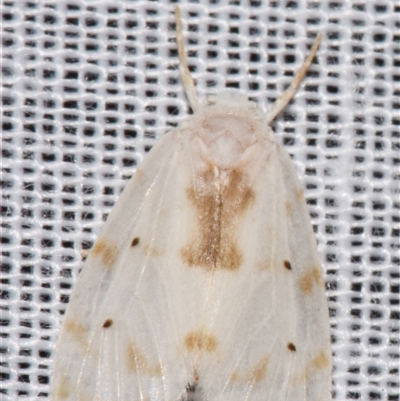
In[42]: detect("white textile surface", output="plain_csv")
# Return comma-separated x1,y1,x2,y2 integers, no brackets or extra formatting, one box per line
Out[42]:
1,0,398,400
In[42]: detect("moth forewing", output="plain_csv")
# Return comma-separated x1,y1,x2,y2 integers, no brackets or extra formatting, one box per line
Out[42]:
50,7,332,401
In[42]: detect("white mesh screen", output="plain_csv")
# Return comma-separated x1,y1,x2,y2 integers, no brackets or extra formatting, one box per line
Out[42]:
1,0,399,400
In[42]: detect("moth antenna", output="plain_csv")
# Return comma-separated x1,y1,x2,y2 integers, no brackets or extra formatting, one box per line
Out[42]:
265,33,322,124
175,6,199,112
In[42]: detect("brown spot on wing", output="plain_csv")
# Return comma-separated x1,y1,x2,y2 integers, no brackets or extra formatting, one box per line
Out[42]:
300,349,331,386
131,237,139,247
257,261,271,270
252,355,269,383
290,370,307,388
291,349,331,387
184,329,218,353
287,342,297,351
296,187,304,199
286,187,304,214
102,318,113,328
143,244,163,257
180,165,254,271
135,167,143,178
285,200,293,214
229,354,269,384
310,350,330,371
284,260,292,270
92,237,118,268
126,341,162,376
299,265,324,295
55,375,69,399
64,319,88,347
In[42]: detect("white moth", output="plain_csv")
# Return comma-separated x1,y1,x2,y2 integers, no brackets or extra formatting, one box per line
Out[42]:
51,7,332,401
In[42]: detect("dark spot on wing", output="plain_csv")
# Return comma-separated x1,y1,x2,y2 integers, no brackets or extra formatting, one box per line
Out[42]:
131,237,140,247
284,260,292,270
102,318,113,328
287,342,297,352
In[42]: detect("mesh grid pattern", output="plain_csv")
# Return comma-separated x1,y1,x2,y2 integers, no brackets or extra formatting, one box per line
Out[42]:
1,0,399,399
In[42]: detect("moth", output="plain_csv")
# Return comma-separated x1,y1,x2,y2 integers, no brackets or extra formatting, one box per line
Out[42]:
51,7,332,401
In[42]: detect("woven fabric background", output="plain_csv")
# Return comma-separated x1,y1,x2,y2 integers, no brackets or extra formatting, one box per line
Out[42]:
1,0,398,400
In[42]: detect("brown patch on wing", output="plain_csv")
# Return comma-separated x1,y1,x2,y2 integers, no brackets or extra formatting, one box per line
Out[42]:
296,187,304,199
143,244,163,258
310,350,330,371
180,165,254,271
55,375,69,399
291,349,331,388
230,354,269,384
135,167,143,178
285,200,293,213
184,329,218,353
284,260,292,270
252,355,269,383
299,265,324,295
64,319,88,347
286,187,304,214
126,341,162,376
92,237,118,268
293,349,331,386
290,369,307,388
257,261,271,270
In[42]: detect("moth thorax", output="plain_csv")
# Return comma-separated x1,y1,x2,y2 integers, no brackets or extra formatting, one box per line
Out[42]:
198,112,258,169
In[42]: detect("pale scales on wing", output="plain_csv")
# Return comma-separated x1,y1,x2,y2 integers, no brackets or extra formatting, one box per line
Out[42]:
51,6,332,401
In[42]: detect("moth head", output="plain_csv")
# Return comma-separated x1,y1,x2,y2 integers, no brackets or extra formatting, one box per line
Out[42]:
193,92,267,169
